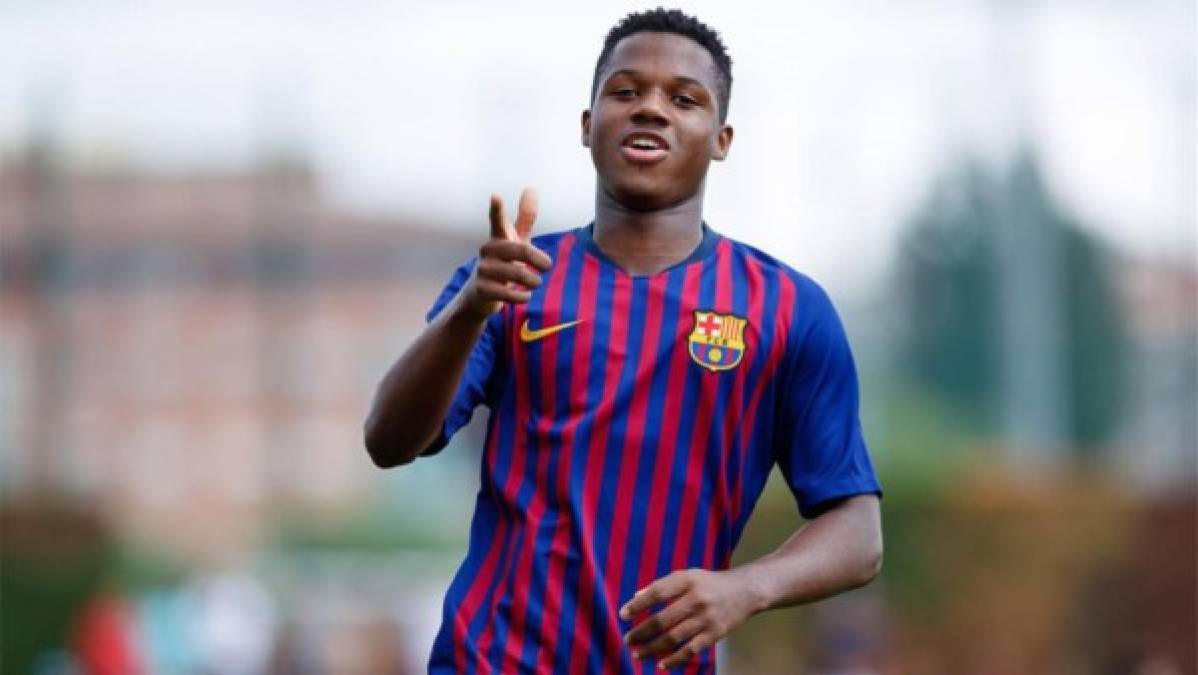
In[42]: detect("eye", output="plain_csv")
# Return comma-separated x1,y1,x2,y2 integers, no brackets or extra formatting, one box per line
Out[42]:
673,94,698,107
612,87,637,99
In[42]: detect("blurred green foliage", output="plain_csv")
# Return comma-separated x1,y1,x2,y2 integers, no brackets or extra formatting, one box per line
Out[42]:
726,460,1138,673
896,152,1129,450
0,506,194,672
269,501,464,553
1,505,114,673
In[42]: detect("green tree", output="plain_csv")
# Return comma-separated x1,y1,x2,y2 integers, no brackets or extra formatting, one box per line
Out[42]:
894,151,1129,451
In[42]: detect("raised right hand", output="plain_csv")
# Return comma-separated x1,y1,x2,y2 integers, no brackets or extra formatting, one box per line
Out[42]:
456,187,553,320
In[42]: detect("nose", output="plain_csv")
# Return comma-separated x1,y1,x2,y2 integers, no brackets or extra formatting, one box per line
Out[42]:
631,89,669,126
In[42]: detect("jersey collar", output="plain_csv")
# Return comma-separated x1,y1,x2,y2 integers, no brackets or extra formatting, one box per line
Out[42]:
575,221,721,278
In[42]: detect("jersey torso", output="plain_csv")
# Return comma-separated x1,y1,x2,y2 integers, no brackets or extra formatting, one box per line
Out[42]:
424,224,879,675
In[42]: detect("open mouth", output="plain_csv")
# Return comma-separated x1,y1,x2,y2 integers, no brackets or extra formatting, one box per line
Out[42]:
620,132,669,164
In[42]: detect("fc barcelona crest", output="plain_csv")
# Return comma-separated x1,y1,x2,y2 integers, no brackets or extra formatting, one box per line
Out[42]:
688,310,748,372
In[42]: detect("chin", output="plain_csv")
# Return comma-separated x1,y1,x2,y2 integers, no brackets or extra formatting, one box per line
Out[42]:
609,186,676,212
602,175,690,212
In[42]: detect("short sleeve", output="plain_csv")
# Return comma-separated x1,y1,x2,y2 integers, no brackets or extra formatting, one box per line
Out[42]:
420,259,504,456
774,282,882,519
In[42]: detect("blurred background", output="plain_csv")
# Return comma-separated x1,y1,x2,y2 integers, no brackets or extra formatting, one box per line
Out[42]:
1,1,1194,673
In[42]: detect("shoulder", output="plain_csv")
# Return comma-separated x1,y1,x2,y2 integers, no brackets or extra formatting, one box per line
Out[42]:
716,234,849,363
717,233,834,309
528,228,578,256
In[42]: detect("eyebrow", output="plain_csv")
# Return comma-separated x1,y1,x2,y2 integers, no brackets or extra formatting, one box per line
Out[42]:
605,69,709,91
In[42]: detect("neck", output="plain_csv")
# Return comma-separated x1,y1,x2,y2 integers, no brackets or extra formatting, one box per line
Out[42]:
592,185,706,276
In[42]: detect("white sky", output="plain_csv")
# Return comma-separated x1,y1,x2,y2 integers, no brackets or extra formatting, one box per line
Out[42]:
1,1,1193,289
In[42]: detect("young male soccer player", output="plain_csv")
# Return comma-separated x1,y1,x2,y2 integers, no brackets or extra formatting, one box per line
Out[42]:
365,9,883,674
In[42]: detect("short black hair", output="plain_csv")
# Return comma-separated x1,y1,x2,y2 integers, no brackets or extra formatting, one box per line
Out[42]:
591,8,733,123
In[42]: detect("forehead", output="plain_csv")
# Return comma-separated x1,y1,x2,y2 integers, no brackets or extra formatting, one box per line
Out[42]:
600,32,719,91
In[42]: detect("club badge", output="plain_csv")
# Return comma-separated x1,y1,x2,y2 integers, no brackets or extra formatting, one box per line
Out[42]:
687,310,747,372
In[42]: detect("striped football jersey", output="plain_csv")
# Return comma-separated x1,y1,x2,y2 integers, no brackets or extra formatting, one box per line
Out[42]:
422,223,881,675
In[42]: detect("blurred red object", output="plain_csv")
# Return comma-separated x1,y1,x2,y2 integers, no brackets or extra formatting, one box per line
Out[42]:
72,592,144,675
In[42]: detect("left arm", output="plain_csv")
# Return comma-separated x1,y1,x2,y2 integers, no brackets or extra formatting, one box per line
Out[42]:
621,493,882,669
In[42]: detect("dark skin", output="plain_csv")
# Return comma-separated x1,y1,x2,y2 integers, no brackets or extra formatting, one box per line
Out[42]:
584,32,732,275
363,31,882,670
362,189,549,468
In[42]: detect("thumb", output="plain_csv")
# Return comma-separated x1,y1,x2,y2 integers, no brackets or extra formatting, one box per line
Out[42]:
513,187,538,241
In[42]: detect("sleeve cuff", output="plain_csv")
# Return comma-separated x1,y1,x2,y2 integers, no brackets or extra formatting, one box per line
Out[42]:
417,420,454,458
797,477,883,520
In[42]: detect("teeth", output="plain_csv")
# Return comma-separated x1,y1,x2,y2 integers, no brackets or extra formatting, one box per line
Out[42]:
632,139,658,149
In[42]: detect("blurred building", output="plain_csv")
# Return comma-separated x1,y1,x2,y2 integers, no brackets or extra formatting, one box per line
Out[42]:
0,146,476,560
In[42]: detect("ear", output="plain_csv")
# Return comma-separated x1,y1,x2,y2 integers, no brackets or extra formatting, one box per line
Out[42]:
581,110,592,148
712,124,734,161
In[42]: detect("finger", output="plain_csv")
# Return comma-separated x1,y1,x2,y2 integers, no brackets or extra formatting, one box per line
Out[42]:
477,259,543,289
620,572,690,620
633,616,704,660
625,597,694,646
513,187,538,241
525,244,552,272
480,240,553,272
476,279,532,304
489,193,514,241
659,631,712,670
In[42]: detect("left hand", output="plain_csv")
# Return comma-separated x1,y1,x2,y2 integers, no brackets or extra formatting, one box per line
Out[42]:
619,567,763,670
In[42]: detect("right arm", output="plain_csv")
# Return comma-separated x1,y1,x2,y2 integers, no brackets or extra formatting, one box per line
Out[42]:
363,190,550,468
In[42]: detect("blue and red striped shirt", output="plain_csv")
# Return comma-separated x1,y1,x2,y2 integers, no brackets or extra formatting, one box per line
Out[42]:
423,223,881,674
